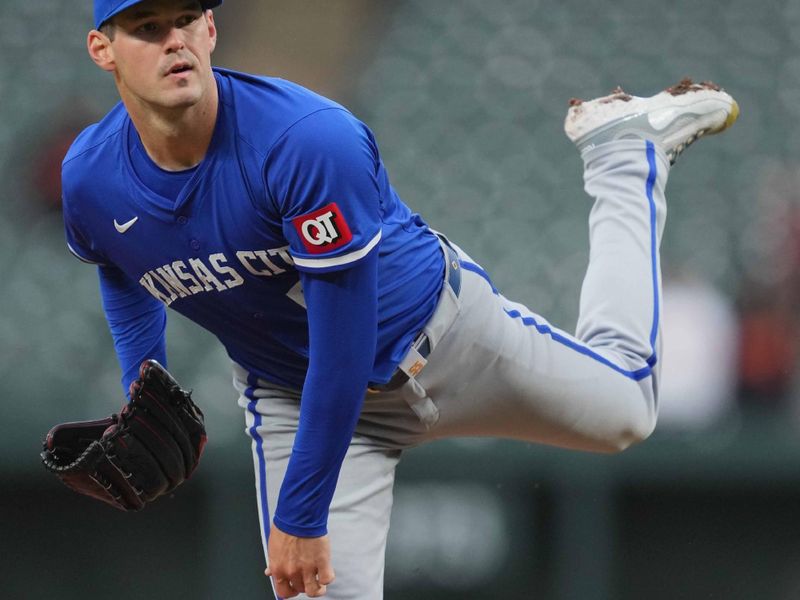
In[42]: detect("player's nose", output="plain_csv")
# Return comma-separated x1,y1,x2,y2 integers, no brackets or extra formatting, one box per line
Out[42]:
163,26,186,52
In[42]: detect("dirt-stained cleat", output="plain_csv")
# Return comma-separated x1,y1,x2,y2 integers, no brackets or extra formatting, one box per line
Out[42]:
564,78,739,164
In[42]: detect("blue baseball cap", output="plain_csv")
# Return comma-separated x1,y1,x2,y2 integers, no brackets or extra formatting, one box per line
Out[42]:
94,0,223,30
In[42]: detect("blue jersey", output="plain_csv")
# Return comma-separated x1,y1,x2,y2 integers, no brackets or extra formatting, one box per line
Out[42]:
61,68,444,535
62,68,442,389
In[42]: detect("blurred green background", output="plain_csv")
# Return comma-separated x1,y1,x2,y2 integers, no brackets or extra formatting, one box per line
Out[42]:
3,0,800,598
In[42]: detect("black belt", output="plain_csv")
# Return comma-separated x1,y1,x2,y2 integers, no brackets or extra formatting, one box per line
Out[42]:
368,237,461,393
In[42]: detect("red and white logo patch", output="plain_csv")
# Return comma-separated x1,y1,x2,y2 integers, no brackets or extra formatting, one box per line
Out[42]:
292,203,353,254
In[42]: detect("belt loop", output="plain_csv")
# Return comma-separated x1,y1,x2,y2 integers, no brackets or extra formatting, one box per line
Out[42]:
397,343,428,379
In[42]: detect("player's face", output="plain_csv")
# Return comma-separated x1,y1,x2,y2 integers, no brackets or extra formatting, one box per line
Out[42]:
90,0,217,112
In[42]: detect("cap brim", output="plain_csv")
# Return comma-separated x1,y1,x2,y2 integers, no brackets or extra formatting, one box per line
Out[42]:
95,0,223,30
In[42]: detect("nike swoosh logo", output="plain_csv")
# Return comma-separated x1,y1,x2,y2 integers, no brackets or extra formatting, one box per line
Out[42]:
114,217,139,234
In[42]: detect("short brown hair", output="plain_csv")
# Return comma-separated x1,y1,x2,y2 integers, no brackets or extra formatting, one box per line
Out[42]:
99,21,116,41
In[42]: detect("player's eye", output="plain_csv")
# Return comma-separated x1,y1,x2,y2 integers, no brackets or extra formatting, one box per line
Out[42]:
176,13,200,28
135,21,160,35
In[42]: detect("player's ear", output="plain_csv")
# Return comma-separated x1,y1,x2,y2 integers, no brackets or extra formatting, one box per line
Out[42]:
87,29,115,73
205,10,217,54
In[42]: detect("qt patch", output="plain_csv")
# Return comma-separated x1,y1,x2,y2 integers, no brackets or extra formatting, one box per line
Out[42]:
292,203,353,254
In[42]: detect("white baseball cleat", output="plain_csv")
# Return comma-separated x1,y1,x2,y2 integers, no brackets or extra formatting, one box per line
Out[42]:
564,78,739,164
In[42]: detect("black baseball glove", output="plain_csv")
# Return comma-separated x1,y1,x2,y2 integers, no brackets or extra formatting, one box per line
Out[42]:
41,360,207,511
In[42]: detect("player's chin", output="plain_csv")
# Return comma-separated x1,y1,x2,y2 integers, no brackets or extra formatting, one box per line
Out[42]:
157,87,204,109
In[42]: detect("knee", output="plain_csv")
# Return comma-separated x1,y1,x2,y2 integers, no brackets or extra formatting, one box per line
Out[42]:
604,408,657,453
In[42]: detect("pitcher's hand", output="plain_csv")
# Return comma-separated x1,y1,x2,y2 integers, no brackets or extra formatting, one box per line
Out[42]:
265,525,335,598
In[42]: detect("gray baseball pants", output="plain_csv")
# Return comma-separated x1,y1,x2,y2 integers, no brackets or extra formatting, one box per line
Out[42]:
234,139,669,599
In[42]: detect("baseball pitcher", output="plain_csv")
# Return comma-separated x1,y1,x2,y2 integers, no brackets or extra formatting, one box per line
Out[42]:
42,0,739,598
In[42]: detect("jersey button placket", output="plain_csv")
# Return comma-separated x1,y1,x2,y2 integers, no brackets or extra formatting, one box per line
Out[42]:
177,216,199,250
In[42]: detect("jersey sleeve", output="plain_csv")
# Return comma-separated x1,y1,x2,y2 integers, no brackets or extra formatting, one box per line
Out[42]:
98,264,168,396
62,188,107,266
272,249,378,537
264,108,383,273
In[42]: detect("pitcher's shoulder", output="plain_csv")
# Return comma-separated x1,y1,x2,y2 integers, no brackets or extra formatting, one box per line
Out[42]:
217,68,356,152
63,102,128,168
